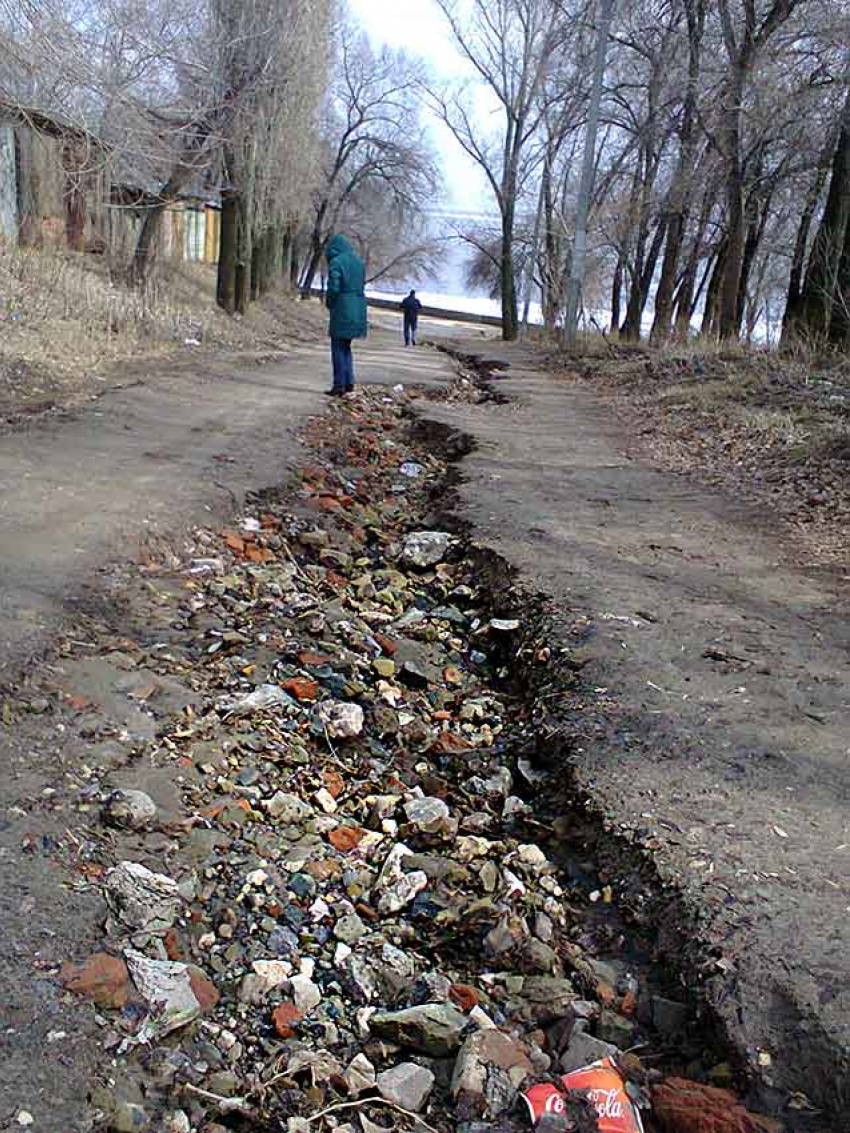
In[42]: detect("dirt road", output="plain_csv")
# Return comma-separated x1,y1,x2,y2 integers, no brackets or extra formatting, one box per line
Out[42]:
422,340,850,1119
0,332,451,681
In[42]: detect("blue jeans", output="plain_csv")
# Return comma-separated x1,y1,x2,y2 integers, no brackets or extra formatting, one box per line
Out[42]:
404,319,417,346
331,338,354,391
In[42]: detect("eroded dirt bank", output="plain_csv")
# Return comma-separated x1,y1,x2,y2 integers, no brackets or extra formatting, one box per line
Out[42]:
0,377,782,1133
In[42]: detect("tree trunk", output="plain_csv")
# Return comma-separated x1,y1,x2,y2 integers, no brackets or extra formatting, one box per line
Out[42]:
621,216,667,340
702,244,726,336
300,199,329,296
129,107,229,288
251,236,262,300
265,231,274,292
234,189,250,315
281,226,292,286
521,171,546,335
717,67,747,339
736,187,773,332
781,156,831,344
217,188,238,314
674,184,713,337
610,256,623,333
651,0,705,343
563,0,616,346
793,87,850,343
500,203,519,341
129,166,192,287
290,232,301,289
541,161,559,329
828,215,850,347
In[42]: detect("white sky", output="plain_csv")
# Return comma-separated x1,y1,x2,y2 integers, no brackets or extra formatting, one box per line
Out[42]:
347,0,493,214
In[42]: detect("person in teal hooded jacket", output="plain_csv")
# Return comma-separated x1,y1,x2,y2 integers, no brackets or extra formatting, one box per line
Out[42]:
324,234,368,396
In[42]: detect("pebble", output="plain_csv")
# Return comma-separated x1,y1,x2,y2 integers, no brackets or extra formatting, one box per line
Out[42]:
343,1052,376,1096
400,530,452,567
377,1062,436,1112
102,788,157,829
266,792,313,822
314,699,364,738
334,912,367,944
290,974,322,1014
111,1102,150,1132
369,1002,468,1056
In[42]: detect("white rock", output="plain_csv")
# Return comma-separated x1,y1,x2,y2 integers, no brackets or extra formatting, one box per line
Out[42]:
489,618,520,632
502,868,526,899
163,1111,191,1133
290,974,322,1014
400,530,452,568
125,949,203,1041
286,1050,342,1086
310,897,331,920
516,844,549,872
103,788,157,829
266,792,314,823
377,870,428,916
344,1052,377,1096
315,700,364,738
105,861,182,932
456,836,494,860
219,684,294,716
377,1062,436,1112
251,959,291,993
376,842,413,888
404,796,452,834
469,1005,497,1029
314,787,338,814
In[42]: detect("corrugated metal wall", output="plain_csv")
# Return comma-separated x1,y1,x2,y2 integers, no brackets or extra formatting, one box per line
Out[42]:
205,207,220,264
0,111,221,264
0,125,16,244
184,207,206,261
16,126,65,245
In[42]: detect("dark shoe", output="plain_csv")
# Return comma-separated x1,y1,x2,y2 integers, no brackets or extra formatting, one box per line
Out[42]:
324,388,343,397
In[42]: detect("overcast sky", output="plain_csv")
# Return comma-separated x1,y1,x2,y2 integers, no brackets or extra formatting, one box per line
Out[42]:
348,0,493,214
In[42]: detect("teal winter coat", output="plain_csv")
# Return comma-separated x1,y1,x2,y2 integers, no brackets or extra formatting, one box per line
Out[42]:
325,234,368,340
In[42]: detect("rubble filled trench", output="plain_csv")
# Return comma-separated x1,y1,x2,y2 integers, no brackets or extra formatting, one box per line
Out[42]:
15,375,790,1133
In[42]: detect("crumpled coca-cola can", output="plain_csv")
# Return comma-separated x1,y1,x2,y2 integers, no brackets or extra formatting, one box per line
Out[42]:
523,1057,644,1133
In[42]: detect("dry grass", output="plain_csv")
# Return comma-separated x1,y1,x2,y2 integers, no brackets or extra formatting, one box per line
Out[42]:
562,335,850,568
0,246,326,419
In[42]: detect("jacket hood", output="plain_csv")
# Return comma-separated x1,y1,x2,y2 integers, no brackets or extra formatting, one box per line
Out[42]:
326,234,354,261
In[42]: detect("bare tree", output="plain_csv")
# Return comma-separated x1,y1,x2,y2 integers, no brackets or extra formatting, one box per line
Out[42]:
562,0,616,345
298,16,437,297
213,0,331,312
429,0,567,341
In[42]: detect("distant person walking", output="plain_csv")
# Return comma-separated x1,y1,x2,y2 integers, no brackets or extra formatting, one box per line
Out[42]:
400,289,422,346
324,234,367,396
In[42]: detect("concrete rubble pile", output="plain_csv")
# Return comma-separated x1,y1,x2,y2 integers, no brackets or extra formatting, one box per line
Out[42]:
52,391,776,1133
